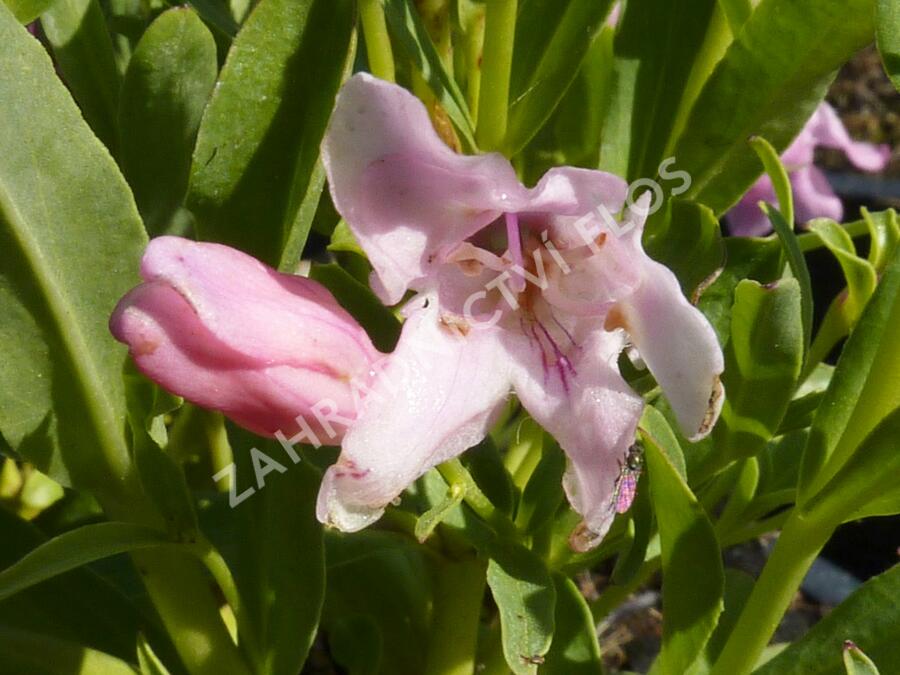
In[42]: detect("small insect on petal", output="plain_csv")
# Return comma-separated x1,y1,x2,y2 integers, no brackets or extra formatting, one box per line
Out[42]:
612,444,643,514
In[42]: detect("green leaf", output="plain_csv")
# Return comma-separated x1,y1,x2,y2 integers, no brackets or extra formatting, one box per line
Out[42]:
675,0,876,214
806,219,879,369
714,278,804,461
765,204,814,353
383,0,476,149
229,428,325,675
644,199,725,301
0,626,139,675
844,641,881,675
119,8,218,234
0,5,146,492
187,0,356,267
805,408,900,526
601,0,718,180
641,422,724,674
877,0,900,92
0,522,170,603
176,0,239,38
750,135,794,228
323,530,431,675
690,568,756,673
542,573,602,674
0,508,176,669
756,565,900,675
309,262,401,352
515,439,565,534
698,235,783,343
42,0,122,153
137,634,172,675
798,247,900,504
862,208,900,272
717,0,752,34
641,405,687,479
486,542,556,674
3,0,55,23
504,0,614,156
414,481,465,542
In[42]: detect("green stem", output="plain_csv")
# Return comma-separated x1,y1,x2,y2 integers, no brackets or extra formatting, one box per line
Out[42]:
360,0,395,82
476,0,517,152
465,6,486,121
711,511,832,675
205,412,233,493
425,557,487,675
437,458,514,536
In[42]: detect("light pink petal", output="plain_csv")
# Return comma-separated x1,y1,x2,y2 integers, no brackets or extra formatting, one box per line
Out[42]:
792,165,844,224
506,328,643,551
526,166,629,217
316,297,511,531
609,199,724,440
808,103,890,172
727,174,778,237
322,73,526,304
141,236,380,371
110,282,360,440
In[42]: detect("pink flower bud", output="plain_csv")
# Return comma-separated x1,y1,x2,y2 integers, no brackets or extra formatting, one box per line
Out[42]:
110,236,382,442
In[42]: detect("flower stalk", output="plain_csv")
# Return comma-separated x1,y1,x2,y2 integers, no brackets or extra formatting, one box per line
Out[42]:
360,0,395,82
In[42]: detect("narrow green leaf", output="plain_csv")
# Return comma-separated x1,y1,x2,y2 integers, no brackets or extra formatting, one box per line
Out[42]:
0,522,170,603
414,482,465,542
504,0,613,156
542,573,603,674
309,263,401,352
643,199,725,301
383,0,476,149
229,428,325,675
689,568,756,673
877,0,900,92
177,0,239,37
119,8,218,235
42,0,122,153
861,208,900,271
641,405,687,479
0,4,146,491
3,0,55,23
642,423,724,674
187,0,356,266
137,634,172,675
756,565,900,675
714,278,804,461
750,135,794,228
717,0,752,34
601,0,717,181
486,542,556,674
0,626,139,675
764,204,813,353
675,0,876,214
798,247,900,504
515,439,565,534
0,508,175,668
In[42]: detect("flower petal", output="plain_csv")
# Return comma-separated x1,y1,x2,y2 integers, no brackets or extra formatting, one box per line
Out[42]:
807,103,890,172
110,282,360,439
316,297,511,531
322,73,525,304
527,166,629,217
608,200,724,440
141,236,381,373
792,165,844,224
727,174,778,237
507,328,643,551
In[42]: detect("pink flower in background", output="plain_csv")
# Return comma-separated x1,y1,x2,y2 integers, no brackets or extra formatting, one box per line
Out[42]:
110,237,382,441
728,102,890,236
317,74,724,549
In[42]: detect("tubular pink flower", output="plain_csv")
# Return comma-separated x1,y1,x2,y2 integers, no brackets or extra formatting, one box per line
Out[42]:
110,236,383,441
728,102,891,236
319,74,724,549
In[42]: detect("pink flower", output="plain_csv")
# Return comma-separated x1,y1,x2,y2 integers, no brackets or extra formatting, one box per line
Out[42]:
728,102,890,236
317,74,724,549
110,237,382,441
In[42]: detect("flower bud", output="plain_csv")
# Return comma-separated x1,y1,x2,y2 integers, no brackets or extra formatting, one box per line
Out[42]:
110,236,382,442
